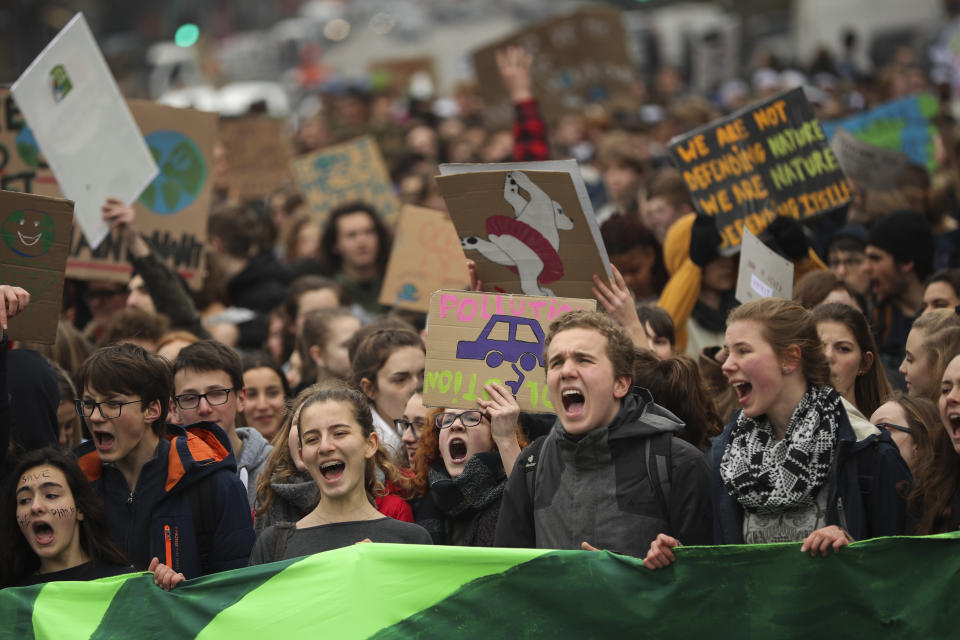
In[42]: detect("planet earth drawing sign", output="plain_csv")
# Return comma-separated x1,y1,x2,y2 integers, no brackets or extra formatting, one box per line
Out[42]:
2,209,55,258
138,130,207,215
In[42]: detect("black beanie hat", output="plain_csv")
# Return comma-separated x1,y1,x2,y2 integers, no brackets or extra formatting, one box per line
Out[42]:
867,210,935,278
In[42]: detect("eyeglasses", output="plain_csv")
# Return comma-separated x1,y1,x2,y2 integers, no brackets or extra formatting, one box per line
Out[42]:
394,418,425,438
876,422,913,435
434,410,484,430
174,388,237,410
75,399,142,420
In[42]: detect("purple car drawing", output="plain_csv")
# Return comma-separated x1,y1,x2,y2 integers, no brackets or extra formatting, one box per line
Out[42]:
456,315,545,394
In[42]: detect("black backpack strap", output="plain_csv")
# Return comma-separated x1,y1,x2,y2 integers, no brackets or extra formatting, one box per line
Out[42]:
273,522,297,561
522,437,548,508
186,474,216,575
645,432,674,533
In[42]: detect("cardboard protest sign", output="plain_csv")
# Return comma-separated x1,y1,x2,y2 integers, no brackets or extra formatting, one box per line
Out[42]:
0,90,60,196
437,160,611,299
735,229,794,304
822,93,939,172
472,5,634,125
369,56,437,95
668,87,851,253
1,95,214,288
0,190,73,343
218,116,295,200
378,205,469,311
424,290,595,411
292,136,401,228
10,13,158,249
830,129,910,191
66,101,216,288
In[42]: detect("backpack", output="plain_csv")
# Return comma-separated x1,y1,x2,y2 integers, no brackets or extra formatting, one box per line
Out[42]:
523,431,674,532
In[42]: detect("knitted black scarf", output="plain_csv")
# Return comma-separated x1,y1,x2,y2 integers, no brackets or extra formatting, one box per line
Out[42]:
719,385,841,514
415,451,506,546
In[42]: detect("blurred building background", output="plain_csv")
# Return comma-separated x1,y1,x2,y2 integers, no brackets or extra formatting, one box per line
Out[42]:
2,0,959,114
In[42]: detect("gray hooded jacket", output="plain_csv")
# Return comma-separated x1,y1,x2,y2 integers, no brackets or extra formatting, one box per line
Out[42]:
236,427,274,510
494,387,713,557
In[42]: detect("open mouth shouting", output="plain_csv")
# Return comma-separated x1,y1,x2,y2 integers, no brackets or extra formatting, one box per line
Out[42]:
17,231,42,246
560,387,585,418
447,437,468,465
93,430,116,453
946,411,960,450
31,520,55,546
318,459,346,484
730,379,753,405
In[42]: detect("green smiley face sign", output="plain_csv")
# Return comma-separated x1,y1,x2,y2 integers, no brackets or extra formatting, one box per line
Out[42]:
1,210,56,258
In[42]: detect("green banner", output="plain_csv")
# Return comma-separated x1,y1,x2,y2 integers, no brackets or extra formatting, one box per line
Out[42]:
1,534,957,639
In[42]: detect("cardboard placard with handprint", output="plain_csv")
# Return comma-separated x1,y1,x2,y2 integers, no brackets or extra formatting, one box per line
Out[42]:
0,190,73,344
66,100,216,288
437,163,610,300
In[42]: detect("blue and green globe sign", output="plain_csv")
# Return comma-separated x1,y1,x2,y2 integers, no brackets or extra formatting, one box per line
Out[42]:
138,130,207,214
2,209,55,258
15,127,40,168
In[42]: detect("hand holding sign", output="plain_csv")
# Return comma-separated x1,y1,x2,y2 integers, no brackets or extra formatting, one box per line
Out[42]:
592,265,647,350
0,285,30,331
478,381,523,479
478,381,521,441
102,197,149,259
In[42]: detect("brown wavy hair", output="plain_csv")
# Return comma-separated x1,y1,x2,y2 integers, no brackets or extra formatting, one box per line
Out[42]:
908,422,960,534
410,407,528,498
918,327,960,403
888,392,940,474
632,350,722,448
254,384,322,518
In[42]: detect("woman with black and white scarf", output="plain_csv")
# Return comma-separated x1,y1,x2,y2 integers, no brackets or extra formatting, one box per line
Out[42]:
644,298,910,569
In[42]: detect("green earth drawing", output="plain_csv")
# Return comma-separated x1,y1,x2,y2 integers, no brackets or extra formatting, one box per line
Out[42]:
1,209,55,258
138,130,206,214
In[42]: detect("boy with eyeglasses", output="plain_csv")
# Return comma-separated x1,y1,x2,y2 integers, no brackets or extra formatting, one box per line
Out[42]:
75,342,254,578
172,340,274,509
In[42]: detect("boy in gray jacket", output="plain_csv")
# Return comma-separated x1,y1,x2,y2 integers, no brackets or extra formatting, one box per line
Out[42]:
172,340,273,510
494,310,712,556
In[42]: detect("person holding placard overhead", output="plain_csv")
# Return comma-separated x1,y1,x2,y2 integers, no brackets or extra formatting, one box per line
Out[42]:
101,198,209,340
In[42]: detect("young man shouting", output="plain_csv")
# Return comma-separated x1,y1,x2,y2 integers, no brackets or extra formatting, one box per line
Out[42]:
494,310,712,556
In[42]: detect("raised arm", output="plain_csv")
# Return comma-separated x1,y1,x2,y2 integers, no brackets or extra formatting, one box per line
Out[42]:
496,46,549,162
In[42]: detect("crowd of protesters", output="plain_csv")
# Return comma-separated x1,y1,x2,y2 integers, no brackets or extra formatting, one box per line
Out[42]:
2,25,960,595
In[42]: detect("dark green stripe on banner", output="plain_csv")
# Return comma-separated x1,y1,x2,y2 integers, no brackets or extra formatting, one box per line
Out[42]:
89,558,302,639
374,534,960,639
0,584,44,640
